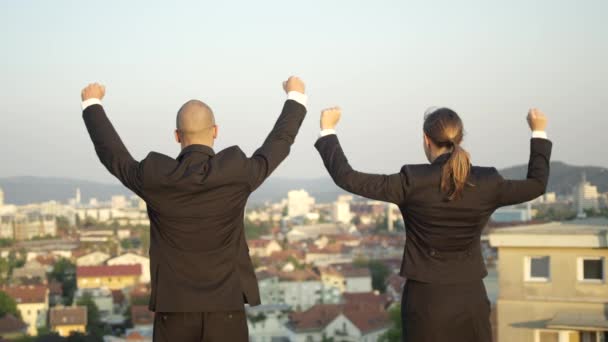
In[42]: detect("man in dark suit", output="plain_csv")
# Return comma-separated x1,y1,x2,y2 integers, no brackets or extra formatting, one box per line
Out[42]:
80,77,307,341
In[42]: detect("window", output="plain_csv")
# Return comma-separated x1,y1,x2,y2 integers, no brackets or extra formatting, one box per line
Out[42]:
578,257,604,283
525,256,550,282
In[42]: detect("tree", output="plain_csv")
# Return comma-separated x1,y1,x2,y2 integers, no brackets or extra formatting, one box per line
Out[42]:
76,293,106,341
0,290,20,318
368,260,390,293
352,259,390,293
50,258,76,305
379,305,402,342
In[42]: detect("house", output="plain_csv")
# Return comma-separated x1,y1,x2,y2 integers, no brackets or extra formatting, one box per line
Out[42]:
106,253,150,283
320,263,372,293
0,314,27,339
11,260,48,285
248,239,283,258
256,269,340,311
75,251,110,266
305,244,354,266
489,220,608,342
1,285,49,336
49,306,87,337
76,264,141,290
286,302,391,342
247,304,291,342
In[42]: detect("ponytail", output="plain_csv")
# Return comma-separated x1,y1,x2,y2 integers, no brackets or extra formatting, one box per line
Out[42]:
441,143,471,201
423,107,472,201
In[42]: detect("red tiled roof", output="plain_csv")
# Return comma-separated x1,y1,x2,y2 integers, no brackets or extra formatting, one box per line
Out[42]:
288,304,343,331
322,264,370,278
343,308,390,334
50,306,87,326
248,239,276,248
77,264,141,278
1,285,48,304
288,303,390,334
343,292,389,310
0,314,27,334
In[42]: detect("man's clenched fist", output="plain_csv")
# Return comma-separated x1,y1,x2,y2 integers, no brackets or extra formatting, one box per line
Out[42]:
81,83,106,101
283,76,305,94
527,108,548,132
320,107,342,130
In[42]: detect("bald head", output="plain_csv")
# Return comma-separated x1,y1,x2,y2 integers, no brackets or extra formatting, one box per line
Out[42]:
175,100,216,146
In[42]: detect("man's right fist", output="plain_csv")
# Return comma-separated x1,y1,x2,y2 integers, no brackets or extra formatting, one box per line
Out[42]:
283,76,305,94
527,108,548,132
321,107,342,130
81,83,106,101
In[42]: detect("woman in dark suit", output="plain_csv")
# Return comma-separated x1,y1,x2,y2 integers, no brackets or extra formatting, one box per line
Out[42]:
314,106,551,342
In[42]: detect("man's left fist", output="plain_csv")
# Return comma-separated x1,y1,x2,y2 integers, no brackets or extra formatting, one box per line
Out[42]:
81,83,106,101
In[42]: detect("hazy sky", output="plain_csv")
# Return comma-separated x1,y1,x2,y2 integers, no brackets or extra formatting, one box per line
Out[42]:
1,1,606,184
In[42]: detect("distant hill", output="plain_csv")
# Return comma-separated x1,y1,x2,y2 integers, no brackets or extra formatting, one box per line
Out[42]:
1,161,606,205
498,161,608,195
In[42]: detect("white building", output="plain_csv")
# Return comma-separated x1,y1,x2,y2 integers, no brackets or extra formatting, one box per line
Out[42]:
286,223,344,243
575,173,600,215
0,187,4,207
76,251,110,266
111,195,128,209
247,304,290,342
287,190,315,218
2,285,49,336
333,195,352,224
106,253,151,283
286,304,390,342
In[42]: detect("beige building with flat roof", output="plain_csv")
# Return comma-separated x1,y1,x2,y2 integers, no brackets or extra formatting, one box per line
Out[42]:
489,219,608,342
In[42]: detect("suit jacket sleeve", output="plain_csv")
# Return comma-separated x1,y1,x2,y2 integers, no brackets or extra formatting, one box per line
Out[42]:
82,104,145,196
246,99,307,191
314,134,408,204
495,138,552,207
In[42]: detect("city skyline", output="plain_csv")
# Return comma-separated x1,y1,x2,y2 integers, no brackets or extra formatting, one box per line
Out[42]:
1,1,607,184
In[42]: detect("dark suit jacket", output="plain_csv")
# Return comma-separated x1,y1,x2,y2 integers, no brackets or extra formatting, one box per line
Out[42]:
315,135,552,284
83,99,306,312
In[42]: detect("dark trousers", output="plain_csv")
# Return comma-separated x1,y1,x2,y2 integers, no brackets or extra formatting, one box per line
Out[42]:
401,279,492,342
153,311,248,342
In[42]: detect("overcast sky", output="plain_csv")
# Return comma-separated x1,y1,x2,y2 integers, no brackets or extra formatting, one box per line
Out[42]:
1,0,606,184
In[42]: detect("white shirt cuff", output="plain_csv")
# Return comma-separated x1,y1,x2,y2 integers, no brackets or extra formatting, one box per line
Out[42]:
82,98,102,111
287,91,307,108
532,131,548,139
319,129,336,138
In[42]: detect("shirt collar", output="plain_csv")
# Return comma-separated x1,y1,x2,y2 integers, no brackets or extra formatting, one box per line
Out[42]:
177,144,215,160
431,152,452,165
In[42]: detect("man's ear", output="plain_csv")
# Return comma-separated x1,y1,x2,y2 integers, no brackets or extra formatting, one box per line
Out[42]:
174,130,181,144
213,125,218,140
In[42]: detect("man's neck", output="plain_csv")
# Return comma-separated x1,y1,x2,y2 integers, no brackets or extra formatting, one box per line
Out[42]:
181,142,214,150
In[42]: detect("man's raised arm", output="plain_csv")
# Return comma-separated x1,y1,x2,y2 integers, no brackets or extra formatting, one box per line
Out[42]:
246,76,308,191
81,83,144,195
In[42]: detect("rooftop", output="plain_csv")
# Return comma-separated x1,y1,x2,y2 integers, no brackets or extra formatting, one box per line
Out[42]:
489,220,608,248
50,306,87,326
77,264,142,278
1,285,48,304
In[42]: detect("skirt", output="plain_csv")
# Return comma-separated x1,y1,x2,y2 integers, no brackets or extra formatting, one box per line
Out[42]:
401,279,492,342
